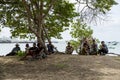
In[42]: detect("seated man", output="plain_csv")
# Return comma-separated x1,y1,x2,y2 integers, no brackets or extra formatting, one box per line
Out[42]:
47,41,55,54
65,42,74,54
81,43,88,55
21,43,37,59
36,43,47,59
6,43,21,56
90,39,98,55
81,40,90,55
98,41,108,55
25,43,30,54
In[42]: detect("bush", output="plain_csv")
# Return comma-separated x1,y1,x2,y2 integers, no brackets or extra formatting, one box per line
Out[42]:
17,51,25,57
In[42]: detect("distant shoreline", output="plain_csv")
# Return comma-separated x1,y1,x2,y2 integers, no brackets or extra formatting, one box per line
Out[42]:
0,41,58,43
0,42,35,43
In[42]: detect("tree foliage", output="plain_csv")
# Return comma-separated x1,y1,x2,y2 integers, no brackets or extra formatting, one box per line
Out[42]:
70,19,93,39
0,0,118,48
75,0,118,23
70,19,93,53
0,0,78,43
69,0,117,53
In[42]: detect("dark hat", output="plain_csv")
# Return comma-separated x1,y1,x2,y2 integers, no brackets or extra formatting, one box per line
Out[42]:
16,43,19,46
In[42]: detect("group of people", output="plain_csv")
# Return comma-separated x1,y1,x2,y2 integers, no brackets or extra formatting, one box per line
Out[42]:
64,38,108,55
80,38,108,55
6,38,109,59
6,41,55,60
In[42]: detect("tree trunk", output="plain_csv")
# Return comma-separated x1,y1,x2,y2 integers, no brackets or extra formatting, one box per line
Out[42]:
37,36,48,55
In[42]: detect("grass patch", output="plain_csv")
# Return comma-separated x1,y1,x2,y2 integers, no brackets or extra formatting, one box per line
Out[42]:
17,51,26,57
114,57,120,61
54,63,68,69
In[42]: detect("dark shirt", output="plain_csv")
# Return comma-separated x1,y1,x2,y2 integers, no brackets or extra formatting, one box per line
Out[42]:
47,44,54,52
29,47,38,54
37,46,44,53
101,44,108,52
91,43,98,51
12,47,21,53
29,47,38,51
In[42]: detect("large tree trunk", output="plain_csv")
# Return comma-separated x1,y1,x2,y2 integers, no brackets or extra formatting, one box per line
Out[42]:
36,24,49,55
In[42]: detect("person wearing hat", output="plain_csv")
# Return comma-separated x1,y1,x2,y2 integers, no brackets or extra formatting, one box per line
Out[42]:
6,43,21,56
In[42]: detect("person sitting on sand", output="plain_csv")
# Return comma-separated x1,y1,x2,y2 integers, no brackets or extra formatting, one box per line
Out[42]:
81,40,90,55
65,42,74,54
25,43,30,54
6,43,21,56
47,41,55,54
21,43,37,59
36,43,47,59
98,41,108,55
90,39,98,55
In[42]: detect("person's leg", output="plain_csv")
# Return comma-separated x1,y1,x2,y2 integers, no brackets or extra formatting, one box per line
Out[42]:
20,50,33,60
98,49,103,55
6,52,16,56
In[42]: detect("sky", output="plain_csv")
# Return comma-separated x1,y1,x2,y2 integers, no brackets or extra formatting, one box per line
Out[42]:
91,0,120,41
61,0,120,41
0,0,120,42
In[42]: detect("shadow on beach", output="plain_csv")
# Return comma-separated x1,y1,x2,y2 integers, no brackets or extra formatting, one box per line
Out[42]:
0,55,120,80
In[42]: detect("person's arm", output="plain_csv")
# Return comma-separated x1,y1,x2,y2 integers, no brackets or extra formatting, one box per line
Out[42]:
18,47,21,51
11,47,15,52
71,46,74,51
39,47,44,54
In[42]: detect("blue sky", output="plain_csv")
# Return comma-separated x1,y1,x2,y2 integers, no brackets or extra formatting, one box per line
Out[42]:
0,0,120,41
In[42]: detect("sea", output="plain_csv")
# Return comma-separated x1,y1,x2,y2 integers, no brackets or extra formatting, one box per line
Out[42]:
0,41,120,56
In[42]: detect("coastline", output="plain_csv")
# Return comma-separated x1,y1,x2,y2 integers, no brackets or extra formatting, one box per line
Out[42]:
0,41,120,56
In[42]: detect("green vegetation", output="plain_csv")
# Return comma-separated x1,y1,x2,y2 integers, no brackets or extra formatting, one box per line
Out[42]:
17,51,25,57
0,0,78,47
54,63,68,69
0,0,117,48
70,19,93,53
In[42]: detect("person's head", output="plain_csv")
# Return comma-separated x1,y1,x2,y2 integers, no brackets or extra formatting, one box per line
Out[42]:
92,39,96,43
101,41,105,45
26,43,29,48
67,42,71,46
83,43,87,47
33,43,36,47
37,43,42,47
15,43,19,47
85,40,88,43
49,41,52,44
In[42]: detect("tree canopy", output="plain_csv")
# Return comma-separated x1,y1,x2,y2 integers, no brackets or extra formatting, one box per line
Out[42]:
0,0,117,47
70,19,93,53
0,0,78,41
75,0,118,23
69,0,117,53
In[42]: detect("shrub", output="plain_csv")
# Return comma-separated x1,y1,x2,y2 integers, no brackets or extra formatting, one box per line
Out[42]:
17,51,25,57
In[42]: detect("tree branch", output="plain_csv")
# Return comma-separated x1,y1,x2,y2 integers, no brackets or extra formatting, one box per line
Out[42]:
22,0,38,36
43,0,56,19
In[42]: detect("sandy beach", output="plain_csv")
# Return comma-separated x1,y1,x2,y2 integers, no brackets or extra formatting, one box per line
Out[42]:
0,54,120,80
